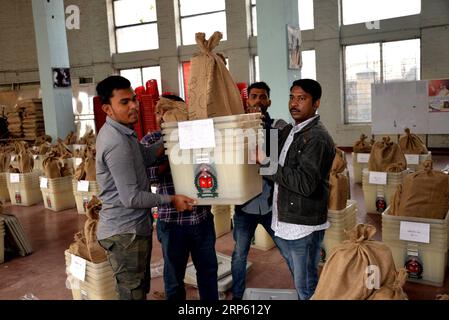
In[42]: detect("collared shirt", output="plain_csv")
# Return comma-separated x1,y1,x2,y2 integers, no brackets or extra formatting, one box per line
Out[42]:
272,114,330,240
96,117,172,240
141,131,210,225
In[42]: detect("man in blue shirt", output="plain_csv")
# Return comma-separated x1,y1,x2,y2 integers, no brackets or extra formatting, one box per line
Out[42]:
231,82,287,300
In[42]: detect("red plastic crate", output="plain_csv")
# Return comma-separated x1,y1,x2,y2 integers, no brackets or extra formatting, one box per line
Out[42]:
93,96,107,133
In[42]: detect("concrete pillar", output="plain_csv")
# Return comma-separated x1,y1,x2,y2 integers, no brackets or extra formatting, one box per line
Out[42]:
256,0,300,122
31,0,75,141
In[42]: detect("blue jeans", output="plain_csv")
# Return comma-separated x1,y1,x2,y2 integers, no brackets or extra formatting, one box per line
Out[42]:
231,207,287,299
156,214,218,301
274,230,325,300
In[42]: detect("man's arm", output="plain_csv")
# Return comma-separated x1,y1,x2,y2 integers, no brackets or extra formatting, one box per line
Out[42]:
261,139,329,197
139,139,164,167
105,142,172,209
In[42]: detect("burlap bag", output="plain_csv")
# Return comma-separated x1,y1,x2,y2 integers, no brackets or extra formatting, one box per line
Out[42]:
187,32,244,120
390,160,449,219
60,163,74,177
84,147,96,181
17,147,34,173
35,134,52,145
353,134,373,153
56,139,72,157
75,161,86,181
436,294,449,300
0,150,11,172
38,142,51,155
68,231,90,261
368,137,406,172
156,97,188,122
64,131,77,145
9,166,20,173
312,224,397,300
399,128,428,155
84,196,107,263
78,129,96,145
328,148,349,210
42,152,62,179
368,268,408,300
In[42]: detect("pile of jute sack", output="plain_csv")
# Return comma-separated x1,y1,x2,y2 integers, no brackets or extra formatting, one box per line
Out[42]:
0,129,97,211
6,99,45,139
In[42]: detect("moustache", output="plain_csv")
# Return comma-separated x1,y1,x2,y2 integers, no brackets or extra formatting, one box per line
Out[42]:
290,108,300,113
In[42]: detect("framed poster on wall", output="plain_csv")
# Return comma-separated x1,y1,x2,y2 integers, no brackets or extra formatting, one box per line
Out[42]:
287,25,302,70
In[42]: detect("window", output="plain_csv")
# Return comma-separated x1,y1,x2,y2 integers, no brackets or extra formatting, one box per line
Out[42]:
113,0,159,53
298,0,314,31
300,50,316,80
251,0,257,36
253,55,260,82
179,0,227,45
342,0,421,25
120,66,161,91
344,39,420,123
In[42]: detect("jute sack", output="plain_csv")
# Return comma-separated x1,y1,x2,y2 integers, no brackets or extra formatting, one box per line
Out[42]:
42,152,62,179
156,97,188,122
328,148,349,210
353,134,373,153
38,142,51,155
68,231,90,261
78,129,96,146
64,131,77,145
368,268,408,300
187,31,244,120
75,161,86,181
368,137,406,172
311,224,397,300
84,196,107,263
35,134,52,145
17,149,34,173
390,160,449,219
399,128,428,155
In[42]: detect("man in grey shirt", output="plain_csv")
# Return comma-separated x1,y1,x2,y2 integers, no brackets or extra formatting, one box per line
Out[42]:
95,75,195,300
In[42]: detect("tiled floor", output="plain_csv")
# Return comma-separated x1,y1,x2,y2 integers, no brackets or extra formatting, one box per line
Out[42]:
0,153,448,300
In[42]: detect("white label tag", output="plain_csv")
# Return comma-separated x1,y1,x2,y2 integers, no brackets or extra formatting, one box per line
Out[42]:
11,155,16,162
75,158,83,167
357,153,370,163
368,171,387,185
77,180,89,192
400,221,430,244
69,254,86,282
10,173,20,183
178,119,216,150
405,154,420,165
40,177,48,189
33,155,39,160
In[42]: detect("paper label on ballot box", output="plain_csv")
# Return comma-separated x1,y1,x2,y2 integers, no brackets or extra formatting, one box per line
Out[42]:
368,171,387,185
77,180,89,192
400,221,430,244
357,153,370,163
178,119,216,150
40,177,48,189
405,154,420,165
10,173,20,183
69,254,86,282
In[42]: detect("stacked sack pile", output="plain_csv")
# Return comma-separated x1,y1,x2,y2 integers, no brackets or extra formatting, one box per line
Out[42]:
398,128,431,172
352,134,374,183
40,139,76,212
312,224,408,300
6,141,42,206
20,99,45,141
66,196,117,300
363,136,408,214
6,107,23,139
321,147,357,262
73,142,98,214
383,160,449,286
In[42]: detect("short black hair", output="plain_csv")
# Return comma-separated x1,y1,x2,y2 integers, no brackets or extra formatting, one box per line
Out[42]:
247,81,271,98
96,75,131,104
161,94,185,102
290,79,322,103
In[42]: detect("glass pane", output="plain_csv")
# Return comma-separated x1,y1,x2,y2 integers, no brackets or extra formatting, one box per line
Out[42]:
383,39,420,82
251,6,257,36
344,43,381,123
116,23,159,53
342,0,421,25
300,50,316,80
120,68,143,90
298,0,314,31
181,12,227,45
179,0,225,16
114,0,157,27
251,0,256,5
142,66,162,92
254,55,260,82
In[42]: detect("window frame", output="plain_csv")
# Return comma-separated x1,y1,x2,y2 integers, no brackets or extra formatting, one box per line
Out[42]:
178,0,227,45
343,38,421,124
119,65,161,90
112,0,159,53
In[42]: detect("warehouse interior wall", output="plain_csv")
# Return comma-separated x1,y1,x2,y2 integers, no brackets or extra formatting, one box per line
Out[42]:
0,0,448,147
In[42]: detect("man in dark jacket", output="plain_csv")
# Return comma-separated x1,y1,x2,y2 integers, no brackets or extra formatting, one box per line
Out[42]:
257,79,335,300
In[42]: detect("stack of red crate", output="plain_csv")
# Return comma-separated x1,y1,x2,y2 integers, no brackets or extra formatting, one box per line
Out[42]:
93,96,107,133
139,94,158,135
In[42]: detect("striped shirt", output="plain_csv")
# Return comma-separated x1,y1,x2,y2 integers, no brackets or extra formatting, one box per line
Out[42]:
141,131,211,225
